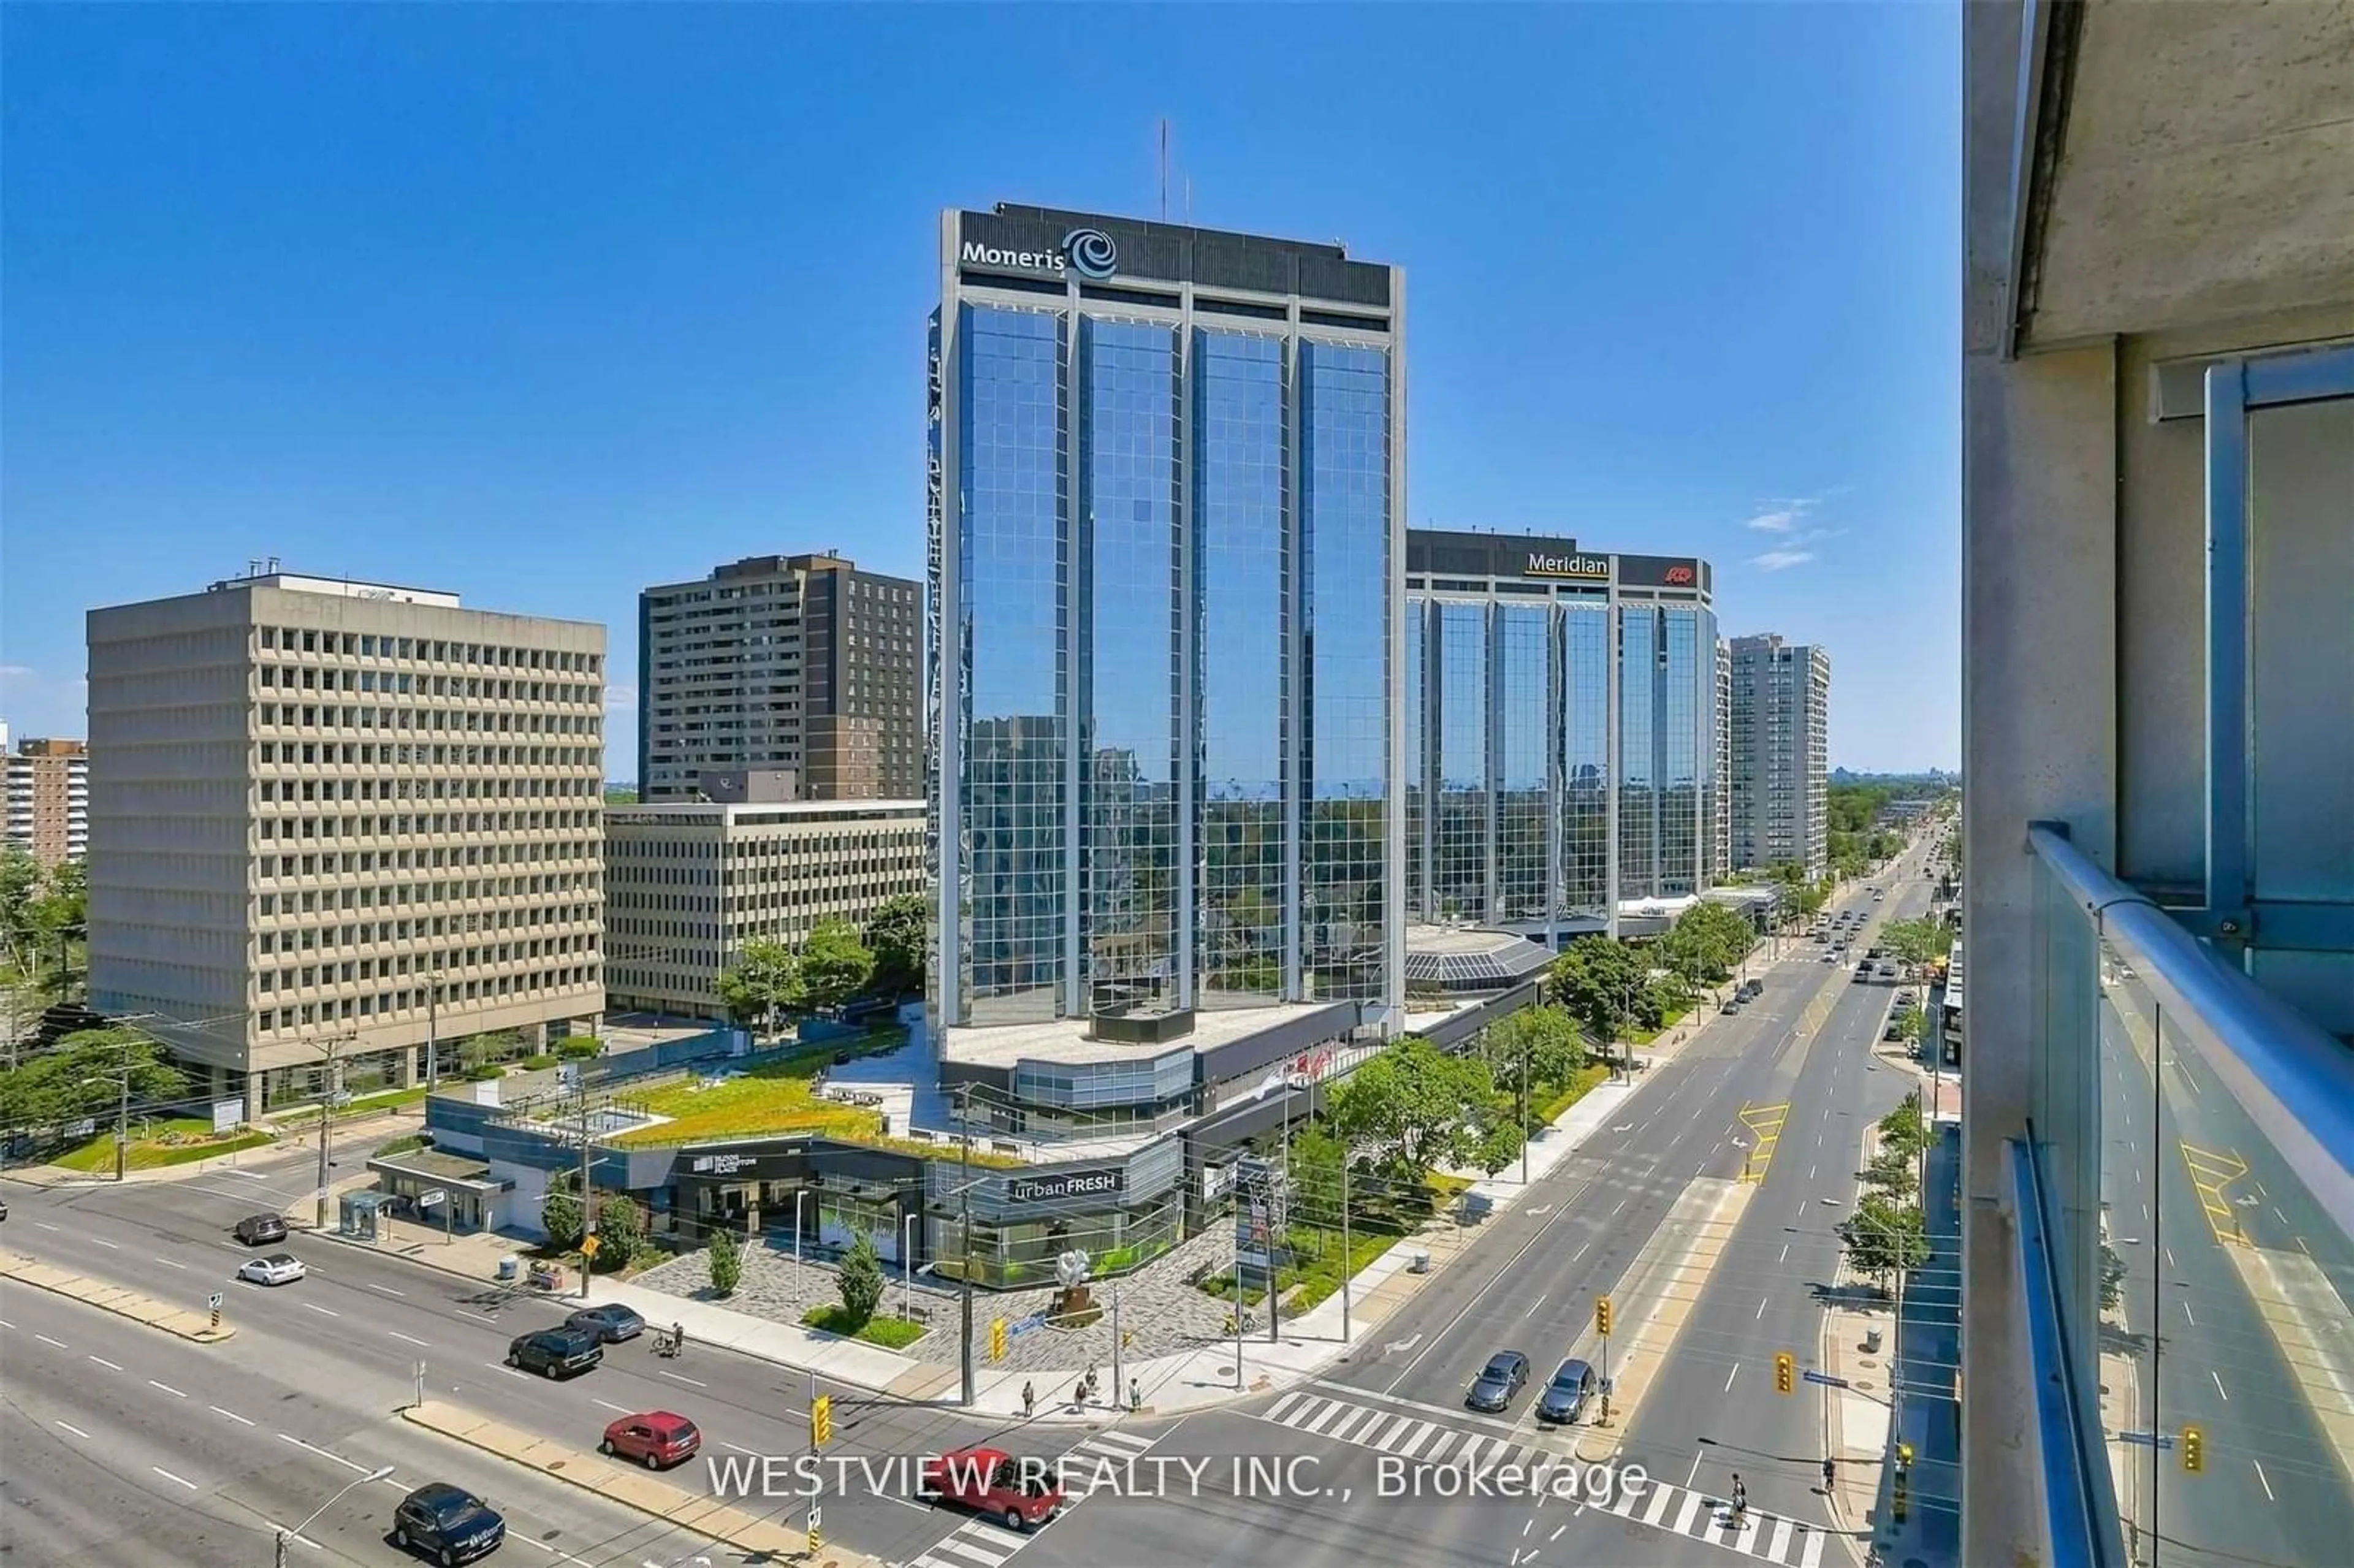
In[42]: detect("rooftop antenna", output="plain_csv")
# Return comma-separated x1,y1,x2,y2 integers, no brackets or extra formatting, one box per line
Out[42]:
1186,175,1192,225
1159,118,1169,221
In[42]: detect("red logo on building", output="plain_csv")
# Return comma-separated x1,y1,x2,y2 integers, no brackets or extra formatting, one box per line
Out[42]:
1663,565,1695,585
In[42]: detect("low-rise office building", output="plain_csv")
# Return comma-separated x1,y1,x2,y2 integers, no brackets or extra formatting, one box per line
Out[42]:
603,794,925,1019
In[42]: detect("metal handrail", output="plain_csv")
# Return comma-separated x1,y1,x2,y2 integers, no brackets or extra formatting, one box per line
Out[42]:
2026,823,2354,1235
2011,1137,2119,1568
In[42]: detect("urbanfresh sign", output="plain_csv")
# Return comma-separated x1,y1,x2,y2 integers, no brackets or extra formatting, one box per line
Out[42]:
1006,1168,1122,1205
1523,550,1610,580
960,227,1119,282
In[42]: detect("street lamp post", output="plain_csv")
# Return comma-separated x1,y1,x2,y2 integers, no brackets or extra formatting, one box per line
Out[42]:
275,1463,395,1566
78,1067,132,1182
902,1210,919,1322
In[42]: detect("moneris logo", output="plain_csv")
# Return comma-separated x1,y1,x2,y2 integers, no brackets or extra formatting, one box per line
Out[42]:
959,227,1121,282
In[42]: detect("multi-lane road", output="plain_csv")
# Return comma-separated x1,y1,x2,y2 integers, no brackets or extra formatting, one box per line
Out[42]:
4,845,1945,1568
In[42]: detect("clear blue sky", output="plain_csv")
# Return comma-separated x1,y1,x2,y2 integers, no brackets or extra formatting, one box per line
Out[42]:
1,2,1960,774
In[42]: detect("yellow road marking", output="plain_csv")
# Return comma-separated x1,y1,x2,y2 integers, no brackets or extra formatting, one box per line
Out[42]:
2177,1143,2252,1247
1739,1102,1791,1184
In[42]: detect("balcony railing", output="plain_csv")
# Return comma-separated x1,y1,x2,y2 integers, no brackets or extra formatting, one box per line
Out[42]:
2024,823,2354,1568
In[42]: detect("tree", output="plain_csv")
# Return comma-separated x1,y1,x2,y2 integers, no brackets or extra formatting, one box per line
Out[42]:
1862,1144,1918,1198
1660,901,1756,988
708,1224,744,1297
864,893,929,999
0,844,43,970
594,1193,643,1271
1328,1035,1505,1188
1843,1195,1929,1294
1880,918,1954,969
1879,1090,1930,1160
798,919,875,1015
539,1176,585,1251
2100,1242,2126,1313
1548,937,1651,1057
0,1028,185,1136
718,939,801,1034
1482,1005,1586,1098
837,1229,886,1325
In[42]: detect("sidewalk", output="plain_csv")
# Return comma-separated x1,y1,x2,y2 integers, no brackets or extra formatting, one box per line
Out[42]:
2,1108,419,1190
295,954,1778,1424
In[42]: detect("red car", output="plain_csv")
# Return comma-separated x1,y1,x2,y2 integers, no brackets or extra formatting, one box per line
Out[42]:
921,1446,1064,1531
600,1410,701,1469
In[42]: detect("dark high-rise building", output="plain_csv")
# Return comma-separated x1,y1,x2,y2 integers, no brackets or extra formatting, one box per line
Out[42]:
637,553,921,802
929,204,1406,1029
1404,530,1721,939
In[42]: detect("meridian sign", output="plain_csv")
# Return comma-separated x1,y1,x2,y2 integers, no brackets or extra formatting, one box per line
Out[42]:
1523,549,1611,580
958,226,1119,283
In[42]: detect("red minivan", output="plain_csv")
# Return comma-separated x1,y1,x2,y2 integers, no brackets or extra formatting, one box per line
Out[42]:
600,1410,701,1469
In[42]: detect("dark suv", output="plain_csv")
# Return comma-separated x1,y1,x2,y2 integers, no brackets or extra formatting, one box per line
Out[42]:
234,1212,289,1246
507,1326,603,1379
392,1482,505,1563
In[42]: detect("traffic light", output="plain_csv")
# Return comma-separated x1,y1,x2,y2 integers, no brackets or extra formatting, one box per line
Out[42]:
989,1318,1008,1361
2181,1425,2204,1473
1774,1351,1796,1395
1594,1295,1613,1337
811,1393,833,1447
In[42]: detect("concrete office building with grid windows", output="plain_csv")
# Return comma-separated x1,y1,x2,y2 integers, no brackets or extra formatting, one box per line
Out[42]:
86,570,608,1111
604,794,925,1019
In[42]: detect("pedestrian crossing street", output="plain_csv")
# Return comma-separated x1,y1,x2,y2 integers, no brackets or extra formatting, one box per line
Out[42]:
1260,1390,1830,1567
903,1426,1156,1568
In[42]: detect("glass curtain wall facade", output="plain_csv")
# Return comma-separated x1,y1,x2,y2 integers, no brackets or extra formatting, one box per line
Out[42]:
1404,554,1716,934
931,208,1404,1030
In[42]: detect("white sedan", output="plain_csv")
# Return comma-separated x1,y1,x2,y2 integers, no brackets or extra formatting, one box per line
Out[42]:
237,1252,307,1287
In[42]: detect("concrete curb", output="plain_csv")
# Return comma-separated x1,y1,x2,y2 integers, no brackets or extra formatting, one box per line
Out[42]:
400,1398,879,1565
0,1249,236,1342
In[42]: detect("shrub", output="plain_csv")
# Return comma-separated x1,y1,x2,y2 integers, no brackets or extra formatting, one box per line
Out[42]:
519,1054,558,1071
555,1035,602,1060
465,1062,505,1082
836,1231,885,1325
595,1193,643,1271
541,1181,584,1250
708,1225,743,1297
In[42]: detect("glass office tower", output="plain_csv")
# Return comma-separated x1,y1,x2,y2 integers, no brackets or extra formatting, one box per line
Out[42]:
930,205,1406,1030
1404,531,1718,939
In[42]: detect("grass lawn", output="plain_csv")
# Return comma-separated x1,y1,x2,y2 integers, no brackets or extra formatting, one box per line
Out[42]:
1533,1064,1612,1125
1277,1224,1398,1314
53,1119,278,1173
801,1304,928,1349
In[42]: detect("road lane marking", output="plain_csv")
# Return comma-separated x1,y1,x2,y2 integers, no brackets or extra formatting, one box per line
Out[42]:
148,1380,187,1398
389,1331,430,1347
277,1432,370,1472
55,1420,91,1439
154,1257,187,1269
2182,1300,2196,1326
722,1440,759,1455
1724,1365,1739,1391
2253,1460,2276,1501
151,1466,199,1490
1778,1243,1790,1263
301,1303,340,1317
34,1221,60,1231
593,1398,635,1415
659,1369,708,1388
88,1355,123,1371
1525,1292,1546,1317
91,1238,118,1249
211,1406,256,1425
366,1282,406,1297
1755,1295,1769,1319
2212,1369,2230,1401
35,1333,68,1349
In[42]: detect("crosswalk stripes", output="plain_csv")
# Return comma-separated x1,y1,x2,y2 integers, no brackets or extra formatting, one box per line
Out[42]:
905,1426,1160,1568
1257,1390,1834,1567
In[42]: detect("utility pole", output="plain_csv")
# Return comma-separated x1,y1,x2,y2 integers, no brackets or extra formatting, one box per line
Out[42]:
423,973,440,1090
313,1032,352,1231
958,1084,976,1406
1339,1151,1352,1343
1518,1029,1531,1185
577,1079,596,1300
113,1068,130,1182
1271,1089,1289,1344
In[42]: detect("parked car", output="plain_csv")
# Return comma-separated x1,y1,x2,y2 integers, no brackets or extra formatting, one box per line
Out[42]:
234,1213,289,1246
237,1252,307,1287
507,1326,603,1379
1466,1350,1531,1412
1738,979,1763,1001
1884,1018,1908,1041
392,1482,505,1564
600,1409,700,1469
1534,1358,1599,1424
0,1197,9,1222
1721,1000,1742,1016
566,1304,645,1343
921,1446,1065,1531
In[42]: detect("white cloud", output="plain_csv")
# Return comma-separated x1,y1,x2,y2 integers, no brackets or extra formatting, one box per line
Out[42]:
604,682,639,710
1743,495,1826,533
0,664,33,679
1749,548,1818,573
